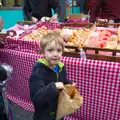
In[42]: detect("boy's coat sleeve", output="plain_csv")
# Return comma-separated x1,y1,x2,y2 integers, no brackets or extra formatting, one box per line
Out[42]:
29,65,58,106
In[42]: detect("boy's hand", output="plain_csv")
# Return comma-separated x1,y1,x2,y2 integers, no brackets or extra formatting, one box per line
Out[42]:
72,83,76,86
55,82,64,90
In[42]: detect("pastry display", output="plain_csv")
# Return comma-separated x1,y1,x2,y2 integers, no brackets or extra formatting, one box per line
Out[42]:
21,24,120,52
87,29,120,49
24,26,60,41
61,27,92,48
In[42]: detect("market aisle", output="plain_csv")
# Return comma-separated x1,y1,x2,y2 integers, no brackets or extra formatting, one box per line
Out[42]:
10,100,33,120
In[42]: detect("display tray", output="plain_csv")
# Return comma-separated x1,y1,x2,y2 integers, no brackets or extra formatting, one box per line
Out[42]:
61,22,120,62
16,20,120,28
17,20,36,25
63,45,120,62
4,21,120,62
60,22,120,28
60,22,93,28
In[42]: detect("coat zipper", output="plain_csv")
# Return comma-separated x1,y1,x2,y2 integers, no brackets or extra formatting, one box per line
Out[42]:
56,73,59,82
52,66,62,82
56,68,62,82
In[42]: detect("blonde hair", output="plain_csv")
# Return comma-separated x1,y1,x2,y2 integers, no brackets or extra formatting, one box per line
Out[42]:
40,31,65,53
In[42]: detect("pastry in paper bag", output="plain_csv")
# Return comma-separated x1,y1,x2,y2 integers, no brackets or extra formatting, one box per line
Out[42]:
56,84,83,120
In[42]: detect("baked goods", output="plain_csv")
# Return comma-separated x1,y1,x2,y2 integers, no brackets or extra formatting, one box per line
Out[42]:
117,44,120,50
24,26,60,40
118,26,120,42
61,27,92,48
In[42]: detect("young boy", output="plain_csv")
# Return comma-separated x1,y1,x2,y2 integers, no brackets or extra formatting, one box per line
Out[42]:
29,31,72,120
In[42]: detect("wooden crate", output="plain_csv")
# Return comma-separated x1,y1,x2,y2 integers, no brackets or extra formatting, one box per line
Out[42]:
60,22,120,28
63,45,120,62
60,22,93,29
61,23,120,62
17,20,36,25
15,22,120,62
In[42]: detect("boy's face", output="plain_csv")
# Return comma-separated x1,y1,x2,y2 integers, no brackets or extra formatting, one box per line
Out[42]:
43,41,63,68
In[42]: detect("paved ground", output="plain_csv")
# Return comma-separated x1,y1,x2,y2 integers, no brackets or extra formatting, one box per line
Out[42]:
10,100,33,120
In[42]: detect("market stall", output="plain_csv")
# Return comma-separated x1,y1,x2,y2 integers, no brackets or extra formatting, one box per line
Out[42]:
0,21,120,120
0,49,120,120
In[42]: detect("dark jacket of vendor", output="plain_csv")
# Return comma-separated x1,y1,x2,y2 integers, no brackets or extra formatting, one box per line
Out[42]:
22,0,60,21
90,0,120,22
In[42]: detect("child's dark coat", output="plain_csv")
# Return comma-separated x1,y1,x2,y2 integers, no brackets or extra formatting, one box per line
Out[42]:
29,59,71,120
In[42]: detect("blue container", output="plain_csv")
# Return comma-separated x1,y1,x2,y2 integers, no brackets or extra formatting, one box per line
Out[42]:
0,9,24,29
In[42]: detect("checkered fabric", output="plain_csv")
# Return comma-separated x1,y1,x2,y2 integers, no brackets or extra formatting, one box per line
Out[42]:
4,22,61,54
0,49,120,120
4,37,40,54
64,116,80,120
37,21,61,30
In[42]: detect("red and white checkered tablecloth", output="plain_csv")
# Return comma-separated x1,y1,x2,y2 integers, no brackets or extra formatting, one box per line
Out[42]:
0,49,120,120
4,37,40,54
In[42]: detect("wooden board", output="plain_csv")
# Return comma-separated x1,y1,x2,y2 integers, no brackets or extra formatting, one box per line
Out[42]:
17,20,36,25
64,45,120,62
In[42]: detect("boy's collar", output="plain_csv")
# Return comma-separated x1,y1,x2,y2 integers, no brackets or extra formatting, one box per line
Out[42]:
37,58,64,68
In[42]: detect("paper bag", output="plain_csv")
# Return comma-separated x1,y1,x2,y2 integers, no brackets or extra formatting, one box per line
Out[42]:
56,84,83,120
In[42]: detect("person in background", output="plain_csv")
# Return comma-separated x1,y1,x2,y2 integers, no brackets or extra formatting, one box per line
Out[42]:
29,31,72,120
90,0,120,23
22,0,60,23
77,0,89,19
78,0,86,14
